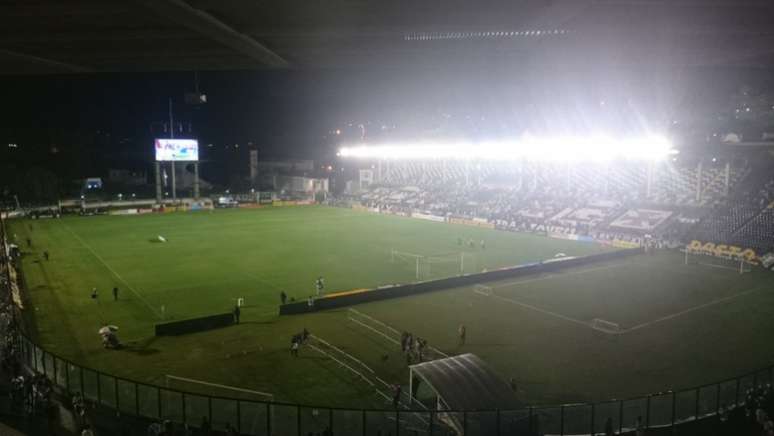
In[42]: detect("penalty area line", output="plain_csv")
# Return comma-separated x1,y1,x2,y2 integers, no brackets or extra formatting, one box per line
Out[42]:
474,290,591,329
490,262,629,291
60,223,163,320
624,285,769,333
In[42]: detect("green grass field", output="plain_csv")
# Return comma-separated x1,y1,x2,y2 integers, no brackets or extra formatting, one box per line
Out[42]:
10,206,774,410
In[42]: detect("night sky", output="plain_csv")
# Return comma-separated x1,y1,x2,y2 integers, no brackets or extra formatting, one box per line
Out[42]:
2,65,773,187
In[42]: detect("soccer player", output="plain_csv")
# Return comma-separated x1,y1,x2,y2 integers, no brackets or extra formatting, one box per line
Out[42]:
280,291,287,305
315,276,325,296
112,287,118,301
480,240,486,250
43,251,49,261
233,305,241,324
90,288,98,300
458,324,466,346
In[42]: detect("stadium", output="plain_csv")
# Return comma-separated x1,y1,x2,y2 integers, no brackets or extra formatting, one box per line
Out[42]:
2,2,774,436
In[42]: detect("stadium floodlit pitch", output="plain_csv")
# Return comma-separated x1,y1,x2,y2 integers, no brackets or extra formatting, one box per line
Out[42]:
11,206,774,408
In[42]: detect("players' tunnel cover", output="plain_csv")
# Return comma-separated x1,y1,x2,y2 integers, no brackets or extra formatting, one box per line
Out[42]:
409,353,522,410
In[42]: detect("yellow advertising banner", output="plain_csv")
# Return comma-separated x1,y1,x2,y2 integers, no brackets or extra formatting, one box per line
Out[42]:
449,217,495,229
611,239,641,249
687,240,758,263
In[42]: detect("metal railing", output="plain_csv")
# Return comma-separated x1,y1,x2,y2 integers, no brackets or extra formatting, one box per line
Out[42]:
14,333,774,436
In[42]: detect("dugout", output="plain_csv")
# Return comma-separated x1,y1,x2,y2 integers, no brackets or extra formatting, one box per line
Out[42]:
409,354,524,435
154,312,234,336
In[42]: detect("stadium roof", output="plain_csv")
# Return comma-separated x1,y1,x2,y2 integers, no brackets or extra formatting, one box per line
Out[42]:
3,0,774,74
410,353,522,411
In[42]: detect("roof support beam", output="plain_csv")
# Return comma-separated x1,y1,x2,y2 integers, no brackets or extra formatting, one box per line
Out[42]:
0,49,95,73
133,0,289,68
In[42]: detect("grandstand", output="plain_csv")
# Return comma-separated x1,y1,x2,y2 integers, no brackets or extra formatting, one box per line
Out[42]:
353,156,774,257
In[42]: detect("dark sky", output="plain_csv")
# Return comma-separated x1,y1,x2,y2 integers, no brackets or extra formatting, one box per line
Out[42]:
2,65,773,162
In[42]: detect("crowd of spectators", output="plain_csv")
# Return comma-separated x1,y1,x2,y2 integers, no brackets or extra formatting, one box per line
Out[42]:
741,384,774,435
689,174,774,253
359,182,667,240
353,161,774,255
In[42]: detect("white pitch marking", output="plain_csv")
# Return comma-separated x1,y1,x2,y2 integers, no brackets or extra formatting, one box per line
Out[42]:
348,308,449,358
490,262,629,291
307,343,376,387
165,374,273,398
61,223,163,319
348,317,401,346
349,308,401,335
474,290,592,328
624,285,768,333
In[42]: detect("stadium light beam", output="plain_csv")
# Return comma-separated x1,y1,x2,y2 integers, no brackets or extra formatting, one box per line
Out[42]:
338,135,674,163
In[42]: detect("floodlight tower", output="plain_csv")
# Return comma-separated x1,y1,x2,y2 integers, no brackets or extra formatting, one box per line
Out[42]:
153,98,201,204
169,98,177,202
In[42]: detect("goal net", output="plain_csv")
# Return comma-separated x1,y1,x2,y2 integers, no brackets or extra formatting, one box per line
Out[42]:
391,249,424,280
591,318,621,335
164,375,273,402
391,249,463,281
683,249,753,274
424,252,464,279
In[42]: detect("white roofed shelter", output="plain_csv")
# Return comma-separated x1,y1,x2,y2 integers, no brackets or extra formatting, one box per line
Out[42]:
409,353,523,435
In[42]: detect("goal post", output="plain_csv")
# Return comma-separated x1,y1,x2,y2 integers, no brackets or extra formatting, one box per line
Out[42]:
591,318,621,335
424,252,464,279
391,249,423,280
683,248,753,274
390,249,465,281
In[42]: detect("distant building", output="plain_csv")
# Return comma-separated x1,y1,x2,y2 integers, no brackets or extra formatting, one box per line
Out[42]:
273,175,328,195
257,160,315,173
107,169,148,186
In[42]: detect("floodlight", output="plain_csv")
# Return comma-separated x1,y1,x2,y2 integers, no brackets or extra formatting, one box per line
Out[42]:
338,135,673,163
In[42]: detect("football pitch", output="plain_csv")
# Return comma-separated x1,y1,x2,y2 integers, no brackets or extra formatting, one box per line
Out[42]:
11,206,774,409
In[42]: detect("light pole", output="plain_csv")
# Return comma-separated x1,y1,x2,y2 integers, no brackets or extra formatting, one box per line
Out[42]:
169,98,177,203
